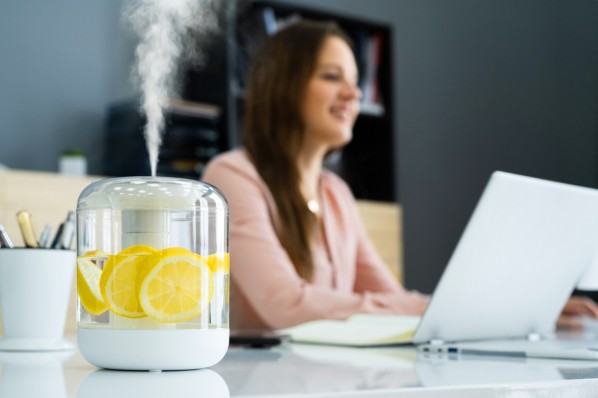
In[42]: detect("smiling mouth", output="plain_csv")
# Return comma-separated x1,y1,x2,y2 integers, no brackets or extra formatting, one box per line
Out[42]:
330,107,351,121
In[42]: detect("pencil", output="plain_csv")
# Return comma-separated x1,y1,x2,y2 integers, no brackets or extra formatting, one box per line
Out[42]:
16,210,39,248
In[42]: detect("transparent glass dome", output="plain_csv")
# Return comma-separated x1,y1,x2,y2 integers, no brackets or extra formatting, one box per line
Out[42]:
76,176,229,370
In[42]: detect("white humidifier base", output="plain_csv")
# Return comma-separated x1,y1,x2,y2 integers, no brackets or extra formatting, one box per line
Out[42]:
77,328,229,371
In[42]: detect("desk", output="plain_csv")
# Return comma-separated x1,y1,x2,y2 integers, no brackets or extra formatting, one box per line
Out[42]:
2,335,598,397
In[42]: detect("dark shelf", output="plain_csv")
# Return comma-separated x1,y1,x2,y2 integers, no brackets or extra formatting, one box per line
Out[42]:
104,100,224,180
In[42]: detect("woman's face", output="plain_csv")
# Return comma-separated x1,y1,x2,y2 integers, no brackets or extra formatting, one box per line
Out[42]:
301,36,361,152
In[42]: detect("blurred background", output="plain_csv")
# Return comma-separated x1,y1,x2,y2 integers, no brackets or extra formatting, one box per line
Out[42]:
1,0,596,293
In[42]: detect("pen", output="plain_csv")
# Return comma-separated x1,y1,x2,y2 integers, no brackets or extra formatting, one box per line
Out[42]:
39,223,53,248
60,211,76,250
16,210,39,248
50,223,64,249
0,223,15,248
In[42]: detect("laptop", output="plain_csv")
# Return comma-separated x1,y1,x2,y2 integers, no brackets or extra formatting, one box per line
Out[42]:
284,171,598,358
413,171,598,360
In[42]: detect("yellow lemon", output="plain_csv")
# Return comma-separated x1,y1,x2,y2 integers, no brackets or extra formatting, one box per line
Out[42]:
100,245,157,318
76,257,108,315
206,252,230,273
138,247,214,323
84,249,109,257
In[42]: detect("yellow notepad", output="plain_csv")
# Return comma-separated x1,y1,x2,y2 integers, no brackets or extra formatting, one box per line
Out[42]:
280,314,421,347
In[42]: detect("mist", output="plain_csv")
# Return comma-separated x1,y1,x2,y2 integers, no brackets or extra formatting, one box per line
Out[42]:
126,0,221,176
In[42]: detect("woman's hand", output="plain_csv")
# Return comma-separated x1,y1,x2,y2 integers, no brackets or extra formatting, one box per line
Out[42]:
390,290,429,315
557,296,598,330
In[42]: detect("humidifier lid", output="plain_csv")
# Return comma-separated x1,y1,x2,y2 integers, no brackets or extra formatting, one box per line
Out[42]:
77,176,227,212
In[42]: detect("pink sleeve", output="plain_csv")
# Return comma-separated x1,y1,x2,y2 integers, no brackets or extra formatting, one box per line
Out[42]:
202,154,407,329
324,174,426,316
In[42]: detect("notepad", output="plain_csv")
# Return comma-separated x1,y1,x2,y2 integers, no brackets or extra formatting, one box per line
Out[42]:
280,314,421,347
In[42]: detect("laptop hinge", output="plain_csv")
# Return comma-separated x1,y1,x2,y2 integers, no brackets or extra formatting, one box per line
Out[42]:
428,338,445,346
526,332,542,341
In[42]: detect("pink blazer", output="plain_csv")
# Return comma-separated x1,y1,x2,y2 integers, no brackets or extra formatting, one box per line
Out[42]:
202,149,416,330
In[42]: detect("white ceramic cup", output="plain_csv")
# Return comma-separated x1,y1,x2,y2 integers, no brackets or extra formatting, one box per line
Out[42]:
0,248,75,351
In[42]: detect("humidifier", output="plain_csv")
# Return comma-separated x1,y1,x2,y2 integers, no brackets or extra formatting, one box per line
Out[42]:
75,177,229,370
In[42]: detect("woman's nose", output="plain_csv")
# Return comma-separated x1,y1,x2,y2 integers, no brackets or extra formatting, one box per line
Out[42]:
341,81,362,101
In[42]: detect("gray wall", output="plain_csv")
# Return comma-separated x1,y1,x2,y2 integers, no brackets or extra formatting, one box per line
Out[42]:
1,0,597,293
396,0,598,292
0,0,136,175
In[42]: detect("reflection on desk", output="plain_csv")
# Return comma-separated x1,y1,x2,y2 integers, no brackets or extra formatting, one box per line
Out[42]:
2,335,598,397
78,368,229,398
214,345,419,396
0,351,72,398
416,353,598,386
215,343,598,397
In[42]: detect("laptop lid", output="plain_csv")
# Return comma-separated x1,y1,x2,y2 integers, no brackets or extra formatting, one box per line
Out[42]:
412,171,598,344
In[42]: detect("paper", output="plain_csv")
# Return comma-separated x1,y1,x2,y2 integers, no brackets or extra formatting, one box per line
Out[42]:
280,314,421,347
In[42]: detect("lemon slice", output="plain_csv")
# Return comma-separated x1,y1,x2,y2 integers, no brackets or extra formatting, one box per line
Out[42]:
77,257,108,315
206,252,230,273
84,250,109,257
100,245,157,318
138,247,214,323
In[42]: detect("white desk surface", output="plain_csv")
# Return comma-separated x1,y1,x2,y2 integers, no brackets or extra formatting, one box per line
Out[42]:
3,334,598,397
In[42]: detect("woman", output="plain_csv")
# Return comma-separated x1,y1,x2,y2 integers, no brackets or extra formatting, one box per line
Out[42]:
203,20,598,331
202,20,428,330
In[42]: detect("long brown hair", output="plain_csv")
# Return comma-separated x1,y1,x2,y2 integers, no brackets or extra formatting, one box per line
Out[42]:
244,20,352,280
